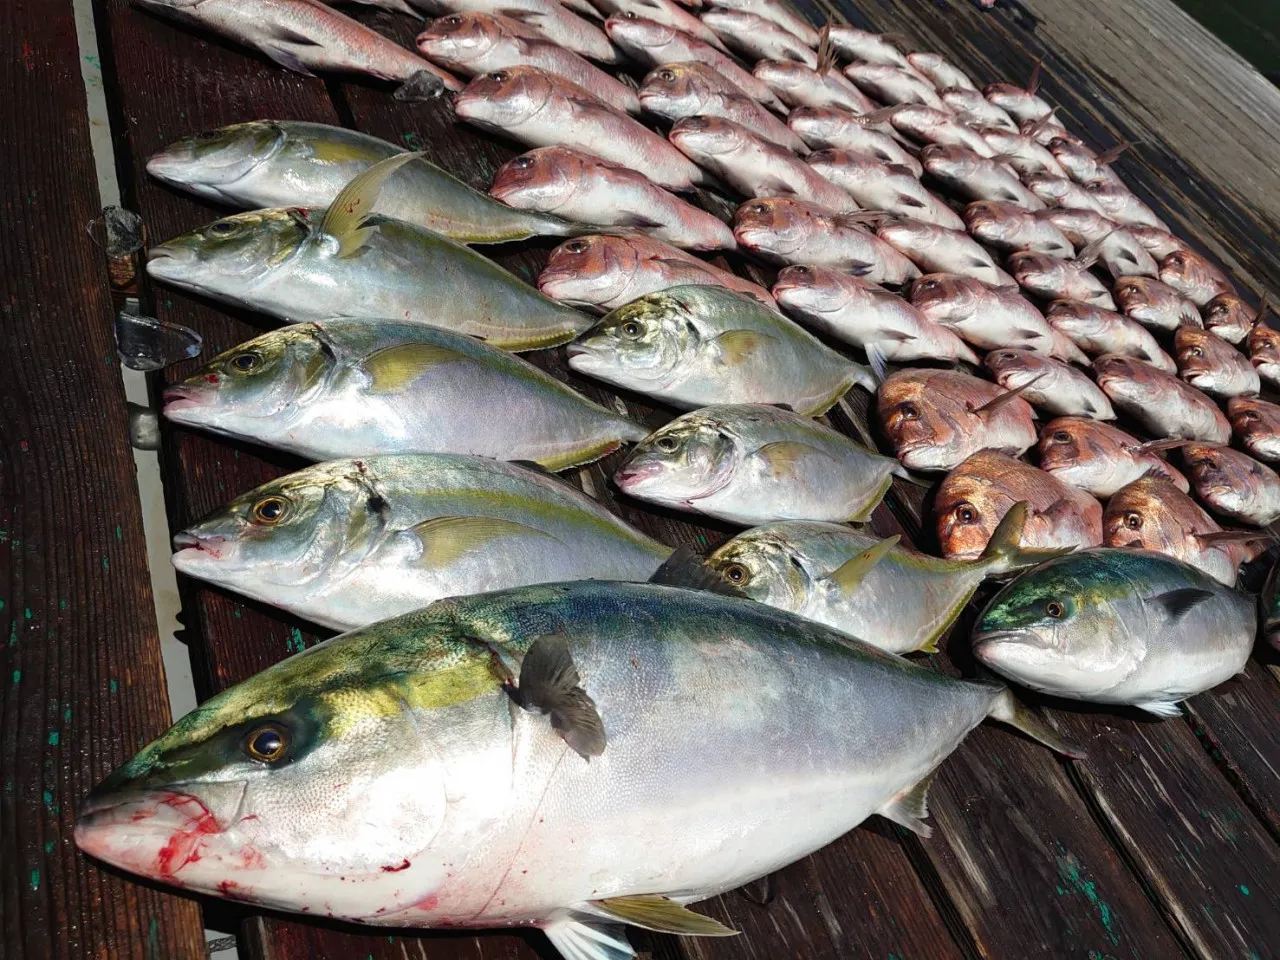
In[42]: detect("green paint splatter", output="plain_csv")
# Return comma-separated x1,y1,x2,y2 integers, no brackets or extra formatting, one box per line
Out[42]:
115,525,123,541
24,608,32,619
286,627,306,653
8,620,17,646
42,789,60,814
109,678,119,693
58,599,66,611
148,917,160,960
403,132,420,148
11,670,19,684
0,599,5,610
102,556,109,569
29,870,40,891
63,706,71,723
1239,884,1250,896
233,607,242,619
1056,854,1119,946
44,840,54,855
85,54,100,68
47,731,59,746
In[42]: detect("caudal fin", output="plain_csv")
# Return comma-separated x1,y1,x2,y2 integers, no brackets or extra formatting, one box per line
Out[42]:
979,501,1076,575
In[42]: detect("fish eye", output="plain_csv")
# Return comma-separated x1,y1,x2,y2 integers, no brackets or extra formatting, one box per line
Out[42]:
623,10,638,17
1045,600,1065,619
791,265,810,275
1123,510,1142,530
654,435,679,452
513,155,535,168
898,401,920,421
621,320,645,339
243,723,290,764
722,562,751,585
490,70,508,82
208,220,240,238
1188,347,1203,357
251,496,289,525
658,69,675,82
564,239,588,254
1122,283,1140,296
919,279,938,292
1241,410,1259,422
444,14,461,24
230,352,262,372
196,129,221,141
747,202,768,215
955,502,978,524
1052,429,1072,442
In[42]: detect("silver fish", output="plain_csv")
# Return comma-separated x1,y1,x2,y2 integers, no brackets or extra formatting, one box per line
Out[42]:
964,201,1074,257
1048,138,1127,187
1045,300,1176,372
787,107,922,175
1094,354,1231,443
591,0,731,52
1022,172,1107,213
919,144,1044,209
981,132,1069,179
1210,293,1263,345
706,0,819,45
1038,416,1189,497
807,150,965,229
1174,325,1260,399
701,9,817,67
876,217,1015,286
907,53,977,92
911,273,1060,358
844,63,946,109
880,107,1000,158
1008,250,1117,310
639,63,806,152
826,26,913,69
1159,249,1237,306
754,60,877,114
1086,182,1169,231
412,0,621,62
985,347,1114,419
1114,276,1203,331
1181,442,1280,527
940,88,1018,132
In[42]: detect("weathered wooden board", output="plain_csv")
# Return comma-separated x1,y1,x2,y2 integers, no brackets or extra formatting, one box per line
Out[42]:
0,0,206,957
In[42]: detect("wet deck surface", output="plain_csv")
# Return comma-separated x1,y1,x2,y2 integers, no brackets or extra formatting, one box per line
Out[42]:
5,0,1280,957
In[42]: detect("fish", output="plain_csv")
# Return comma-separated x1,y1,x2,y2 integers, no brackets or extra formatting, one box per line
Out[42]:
1158,249,1236,306
1181,443,1280,527
1029,210,1156,278
454,67,707,192
875,107,999,158
910,274,1061,359
604,14,786,111
1127,224,1185,259
1174,325,1260,398
1036,206,1117,247
826,26,913,69
1094,355,1231,443
669,117,859,213
638,63,806,153
702,0,820,46
1021,115,1075,148
964,201,1073,257
412,0,621,63
1037,416,1188,497
144,120,579,244
773,264,978,365
983,65,1053,124
732,197,921,285
877,368,1038,472
1046,138,1127,186
146,156,592,351
935,450,1103,561
682,504,1056,655
876,217,1016,287
981,132,1069,180
614,403,906,525
1022,172,1107,213
1228,397,1280,463
754,60,877,114
537,234,774,312
984,348,1114,419
1211,293,1264,346
162,319,648,470
919,145,1044,209
844,63,947,110
940,88,1018,132
1102,477,1259,586
416,13,638,113
1114,276,1202,331
1044,300,1176,372
701,10,817,67
806,150,965,229
972,547,1254,716
567,284,874,414
1085,182,1169,231
168,454,672,630
75,578,1076,960
490,146,735,250
132,0,463,91
907,53,977,92
1008,250,1117,310
590,0,731,52
787,107,922,175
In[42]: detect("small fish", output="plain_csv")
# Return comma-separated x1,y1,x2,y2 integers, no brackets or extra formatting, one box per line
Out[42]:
1036,206,1116,247
935,450,1103,561
826,26,913,69
907,53,977,92
754,60,877,114
1158,249,1236,306
732,198,920,285
940,88,1018,132
787,107,922,175
964,201,1074,257
639,63,806,153
878,368,1038,472
985,348,1114,419
416,13,638,113
1094,355,1230,443
454,67,707,192
1181,443,1280,526
1174,325,1259,398
414,0,621,63
1211,293,1264,346
591,0,731,52
567,284,874,414
490,146,735,250
844,62,947,110
701,10,817,67
772,265,978,364
133,0,463,90
1046,137,1125,184
981,132,1069,180
169,454,672,630
605,14,786,111
146,156,592,351
911,274,1061,359
538,234,774,312
614,403,906,525
984,64,1053,124
1127,224,1185,259
876,217,1016,287
1228,396,1280,462
1114,276,1203,331
145,120,577,244
163,319,647,470
1022,172,1107,212
920,144,1044,209
1085,181,1169,231
1008,250,1117,310
1033,210,1155,278
1038,416,1188,497
684,505,1053,654
670,117,858,212
973,547,1254,716
703,0,819,46
1045,300,1176,371
1103,477,1259,586
806,150,965,228
877,107,999,158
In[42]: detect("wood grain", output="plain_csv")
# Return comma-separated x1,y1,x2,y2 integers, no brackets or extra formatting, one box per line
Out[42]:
0,0,206,957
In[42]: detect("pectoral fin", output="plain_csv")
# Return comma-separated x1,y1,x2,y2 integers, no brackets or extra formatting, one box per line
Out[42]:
1151,587,1215,622
968,373,1044,416
409,515,561,568
361,343,470,394
543,916,635,960
320,151,424,257
827,535,899,592
590,895,738,937
751,440,829,479
513,633,606,759
713,329,775,365
877,771,935,838
1136,699,1184,719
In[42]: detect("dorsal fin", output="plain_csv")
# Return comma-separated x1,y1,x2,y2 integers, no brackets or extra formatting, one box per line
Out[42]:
968,372,1045,415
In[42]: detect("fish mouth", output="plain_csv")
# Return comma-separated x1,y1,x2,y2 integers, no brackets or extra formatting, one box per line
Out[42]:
162,384,210,416
146,244,196,281
613,459,664,490
971,629,1039,660
171,530,228,564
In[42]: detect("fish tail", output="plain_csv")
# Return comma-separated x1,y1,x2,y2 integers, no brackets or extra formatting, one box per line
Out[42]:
988,688,1085,759
979,501,1076,574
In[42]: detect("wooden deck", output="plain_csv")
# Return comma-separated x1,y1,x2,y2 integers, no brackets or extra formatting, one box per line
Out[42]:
4,0,1280,957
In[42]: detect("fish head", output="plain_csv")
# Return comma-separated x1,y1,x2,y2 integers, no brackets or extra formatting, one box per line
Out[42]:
963,201,1016,244
875,216,934,250
1180,443,1250,504
1007,251,1058,288
935,476,1006,561
539,235,636,307
1101,478,1193,552
604,13,677,52
877,373,961,470
1173,326,1221,379
751,59,806,92
567,290,693,388
772,264,851,314
146,121,287,199
973,551,1133,695
417,13,504,63
453,67,552,128
1023,172,1070,204
984,347,1048,391
490,147,581,210
638,64,709,118
910,273,977,321
1209,294,1257,341
733,198,811,257
705,528,814,611
1092,354,1159,405
1044,299,1101,336
1114,277,1162,315
163,324,333,431
1228,397,1280,452
1037,416,1117,473
170,461,388,599
786,106,845,144
669,115,746,158
983,82,1034,113
614,411,738,504
1157,249,1208,290
75,607,478,916
147,208,310,294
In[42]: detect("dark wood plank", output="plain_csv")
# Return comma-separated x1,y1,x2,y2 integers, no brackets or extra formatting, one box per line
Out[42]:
0,0,206,956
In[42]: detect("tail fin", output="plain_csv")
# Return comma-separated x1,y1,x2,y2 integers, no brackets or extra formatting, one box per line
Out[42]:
979,501,1076,575
988,688,1085,758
